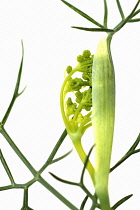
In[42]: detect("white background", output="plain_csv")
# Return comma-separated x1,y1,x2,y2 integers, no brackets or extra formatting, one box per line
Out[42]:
0,0,140,209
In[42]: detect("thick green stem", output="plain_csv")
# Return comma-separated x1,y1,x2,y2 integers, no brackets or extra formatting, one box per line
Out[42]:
92,36,115,210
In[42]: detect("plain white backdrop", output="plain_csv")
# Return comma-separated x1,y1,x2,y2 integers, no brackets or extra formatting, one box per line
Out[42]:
0,0,139,209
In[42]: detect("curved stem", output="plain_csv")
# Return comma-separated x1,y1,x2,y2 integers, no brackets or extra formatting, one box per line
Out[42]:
60,68,77,133
73,140,95,185
79,112,92,129
116,0,125,20
60,0,104,28
2,42,24,126
73,102,83,123
103,0,108,27
82,123,92,136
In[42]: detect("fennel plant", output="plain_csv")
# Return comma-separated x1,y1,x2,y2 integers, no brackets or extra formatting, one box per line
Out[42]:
0,1,140,210
59,0,140,209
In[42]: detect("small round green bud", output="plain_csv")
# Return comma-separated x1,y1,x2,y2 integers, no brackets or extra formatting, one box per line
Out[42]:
82,72,89,81
84,105,91,111
75,91,83,103
77,113,84,123
66,97,77,116
66,66,72,74
82,50,91,58
66,97,73,106
70,78,84,91
77,55,84,63
75,91,83,99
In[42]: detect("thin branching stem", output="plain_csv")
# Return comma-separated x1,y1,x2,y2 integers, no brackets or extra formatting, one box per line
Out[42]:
0,185,14,191
110,133,140,172
128,18,140,22
116,0,125,20
80,184,93,200
113,0,140,33
49,172,79,186
130,8,140,18
49,171,94,201
50,149,72,165
60,0,104,28
38,129,67,175
1,126,79,209
0,150,15,185
80,195,89,210
0,127,79,209
49,146,95,201
2,42,25,126
38,176,79,210
89,194,100,209
110,148,140,172
80,146,94,184
79,146,95,200
23,188,29,207
0,1,139,209
126,133,140,153
0,128,37,176
111,194,133,209
103,0,108,27
72,26,114,32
